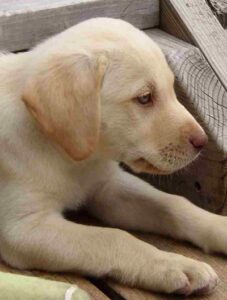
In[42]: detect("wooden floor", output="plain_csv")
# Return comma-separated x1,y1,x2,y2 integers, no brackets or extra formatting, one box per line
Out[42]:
1,213,227,300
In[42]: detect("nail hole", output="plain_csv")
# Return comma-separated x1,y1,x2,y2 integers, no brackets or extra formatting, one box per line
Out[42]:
194,181,201,191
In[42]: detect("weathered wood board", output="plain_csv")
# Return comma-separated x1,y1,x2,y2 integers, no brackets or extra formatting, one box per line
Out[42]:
0,0,159,52
160,0,227,91
144,29,227,213
208,0,227,28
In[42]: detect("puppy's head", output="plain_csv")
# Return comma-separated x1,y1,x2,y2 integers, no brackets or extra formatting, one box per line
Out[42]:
22,18,207,174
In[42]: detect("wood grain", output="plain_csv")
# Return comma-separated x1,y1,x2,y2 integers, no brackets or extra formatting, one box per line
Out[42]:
0,0,159,52
208,0,227,28
160,0,192,43
160,0,227,91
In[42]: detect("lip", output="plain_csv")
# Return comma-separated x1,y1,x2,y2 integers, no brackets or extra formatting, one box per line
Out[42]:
130,158,170,175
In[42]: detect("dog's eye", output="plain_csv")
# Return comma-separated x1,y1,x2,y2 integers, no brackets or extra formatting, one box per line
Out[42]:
137,93,152,105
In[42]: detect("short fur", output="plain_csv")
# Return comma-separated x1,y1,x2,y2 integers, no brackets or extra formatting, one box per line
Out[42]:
0,18,225,296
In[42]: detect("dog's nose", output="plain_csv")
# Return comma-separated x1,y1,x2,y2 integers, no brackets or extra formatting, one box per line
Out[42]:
189,133,208,150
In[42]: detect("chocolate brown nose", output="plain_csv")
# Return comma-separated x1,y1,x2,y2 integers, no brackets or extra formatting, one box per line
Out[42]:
190,133,208,150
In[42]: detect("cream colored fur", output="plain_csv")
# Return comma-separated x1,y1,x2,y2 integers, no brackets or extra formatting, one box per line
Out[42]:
0,18,225,296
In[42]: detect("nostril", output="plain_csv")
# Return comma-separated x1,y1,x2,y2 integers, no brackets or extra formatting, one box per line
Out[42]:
190,134,208,150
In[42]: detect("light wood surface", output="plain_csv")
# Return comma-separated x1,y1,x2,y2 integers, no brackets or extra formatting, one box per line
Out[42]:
0,0,159,52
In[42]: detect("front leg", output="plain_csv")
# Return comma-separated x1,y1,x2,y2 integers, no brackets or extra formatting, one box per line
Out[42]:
88,166,227,255
0,193,218,296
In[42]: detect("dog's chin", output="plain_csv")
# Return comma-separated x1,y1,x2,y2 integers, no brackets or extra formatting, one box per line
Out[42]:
127,158,173,175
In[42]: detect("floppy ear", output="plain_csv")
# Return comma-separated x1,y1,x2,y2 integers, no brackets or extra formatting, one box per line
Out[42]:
22,53,107,161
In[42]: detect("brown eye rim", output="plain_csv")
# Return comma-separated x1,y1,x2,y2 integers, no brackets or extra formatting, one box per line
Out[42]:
136,93,153,105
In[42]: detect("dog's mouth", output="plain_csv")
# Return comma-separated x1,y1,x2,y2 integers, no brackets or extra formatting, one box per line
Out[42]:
129,158,171,175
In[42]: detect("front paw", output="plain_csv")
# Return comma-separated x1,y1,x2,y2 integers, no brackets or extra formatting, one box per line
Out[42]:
142,254,219,296
169,256,218,296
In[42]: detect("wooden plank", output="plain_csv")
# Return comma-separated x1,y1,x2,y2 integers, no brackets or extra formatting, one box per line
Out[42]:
109,233,227,299
160,0,192,43
109,282,158,300
0,259,110,300
208,0,227,28
0,0,159,52
142,29,227,213
160,0,227,91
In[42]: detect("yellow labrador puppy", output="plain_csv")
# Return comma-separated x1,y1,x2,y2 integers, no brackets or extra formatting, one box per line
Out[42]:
0,18,225,296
